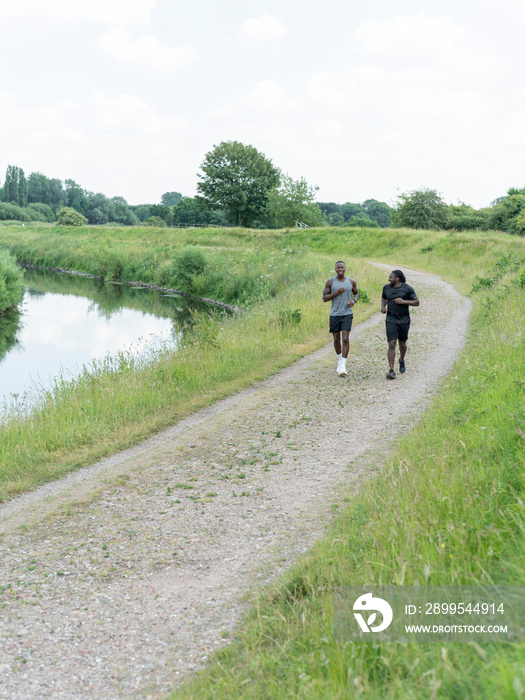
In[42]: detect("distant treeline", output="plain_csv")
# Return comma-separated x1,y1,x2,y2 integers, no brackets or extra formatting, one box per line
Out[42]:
317,200,392,228
1,164,524,235
0,164,395,229
0,165,225,227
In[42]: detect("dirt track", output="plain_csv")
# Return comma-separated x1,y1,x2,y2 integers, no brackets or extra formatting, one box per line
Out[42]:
0,264,471,699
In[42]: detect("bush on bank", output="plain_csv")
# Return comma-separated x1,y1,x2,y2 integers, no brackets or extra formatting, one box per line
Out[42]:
0,249,24,313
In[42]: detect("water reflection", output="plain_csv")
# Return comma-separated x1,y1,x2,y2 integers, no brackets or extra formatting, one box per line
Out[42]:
0,269,222,413
0,305,22,360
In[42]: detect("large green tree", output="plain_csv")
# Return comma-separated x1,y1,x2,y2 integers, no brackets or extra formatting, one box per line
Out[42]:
265,174,323,228
28,172,65,211
64,179,89,217
161,191,182,206
393,188,449,229
487,188,525,234
1,165,27,206
362,199,392,227
196,141,280,227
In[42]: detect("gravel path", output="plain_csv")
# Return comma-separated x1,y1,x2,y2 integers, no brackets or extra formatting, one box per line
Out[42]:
0,264,471,699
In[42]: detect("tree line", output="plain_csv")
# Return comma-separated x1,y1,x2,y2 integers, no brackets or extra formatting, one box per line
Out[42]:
0,167,211,227
392,187,525,235
0,147,392,230
1,142,524,234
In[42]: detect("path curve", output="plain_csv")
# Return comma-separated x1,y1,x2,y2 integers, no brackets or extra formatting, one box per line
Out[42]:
0,264,471,699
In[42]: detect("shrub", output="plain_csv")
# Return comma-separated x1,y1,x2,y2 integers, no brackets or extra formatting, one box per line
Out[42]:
57,207,88,226
27,202,55,222
0,202,32,222
278,308,302,326
393,188,449,229
173,248,207,292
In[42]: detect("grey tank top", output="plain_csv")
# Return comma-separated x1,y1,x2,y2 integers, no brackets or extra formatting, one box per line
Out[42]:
330,276,354,316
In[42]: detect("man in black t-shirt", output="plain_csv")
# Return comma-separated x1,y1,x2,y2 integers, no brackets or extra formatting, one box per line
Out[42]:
381,269,419,379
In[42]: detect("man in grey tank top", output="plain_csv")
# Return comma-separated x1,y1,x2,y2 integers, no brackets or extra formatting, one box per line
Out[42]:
323,261,359,376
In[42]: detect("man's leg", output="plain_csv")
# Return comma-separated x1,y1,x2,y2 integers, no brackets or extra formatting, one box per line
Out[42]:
341,330,350,359
332,331,342,356
398,327,409,373
388,339,397,369
337,330,350,377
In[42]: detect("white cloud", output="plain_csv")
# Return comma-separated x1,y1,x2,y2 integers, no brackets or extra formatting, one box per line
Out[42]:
0,91,189,201
243,80,303,112
236,14,287,43
0,0,156,29
497,111,525,148
195,13,513,209
89,91,187,132
98,28,197,73
355,15,500,73
313,120,344,139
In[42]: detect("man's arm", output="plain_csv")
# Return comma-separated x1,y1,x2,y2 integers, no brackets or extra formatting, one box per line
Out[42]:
393,295,419,307
381,291,388,314
323,278,345,302
348,279,359,307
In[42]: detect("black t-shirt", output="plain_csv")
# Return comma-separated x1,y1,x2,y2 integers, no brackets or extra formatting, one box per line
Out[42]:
382,283,417,322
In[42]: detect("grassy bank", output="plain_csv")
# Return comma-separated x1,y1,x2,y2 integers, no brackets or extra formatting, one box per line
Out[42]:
0,249,24,313
0,243,384,500
0,225,296,306
283,225,525,295
172,236,525,699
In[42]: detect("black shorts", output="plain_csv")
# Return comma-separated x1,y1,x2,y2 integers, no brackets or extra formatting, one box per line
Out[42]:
386,321,410,342
330,315,353,333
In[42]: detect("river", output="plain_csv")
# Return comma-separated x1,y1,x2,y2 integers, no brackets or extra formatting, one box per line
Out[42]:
0,269,219,414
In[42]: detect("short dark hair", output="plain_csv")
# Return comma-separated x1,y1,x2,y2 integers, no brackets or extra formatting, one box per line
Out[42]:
392,269,406,283
335,260,345,266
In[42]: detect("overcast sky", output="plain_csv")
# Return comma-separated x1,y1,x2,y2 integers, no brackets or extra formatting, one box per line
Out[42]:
1,0,523,209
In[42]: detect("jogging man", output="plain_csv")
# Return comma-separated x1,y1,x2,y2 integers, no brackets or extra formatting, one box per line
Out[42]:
381,269,419,379
323,261,359,377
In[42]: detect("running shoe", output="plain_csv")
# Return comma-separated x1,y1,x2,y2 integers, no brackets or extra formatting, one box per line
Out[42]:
399,359,406,373
338,365,348,377
386,368,396,380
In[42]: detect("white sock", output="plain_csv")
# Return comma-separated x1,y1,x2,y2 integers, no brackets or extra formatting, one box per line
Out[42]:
341,357,347,366
337,353,342,361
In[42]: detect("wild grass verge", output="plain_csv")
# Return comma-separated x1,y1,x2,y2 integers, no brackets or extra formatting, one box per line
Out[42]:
282,225,525,296
172,254,525,699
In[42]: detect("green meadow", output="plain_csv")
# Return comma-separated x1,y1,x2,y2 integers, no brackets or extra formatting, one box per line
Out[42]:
1,224,524,697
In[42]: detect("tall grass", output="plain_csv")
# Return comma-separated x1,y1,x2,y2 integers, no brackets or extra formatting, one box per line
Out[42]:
173,246,525,699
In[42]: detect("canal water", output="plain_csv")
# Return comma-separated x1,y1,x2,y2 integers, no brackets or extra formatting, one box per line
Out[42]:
0,269,216,414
